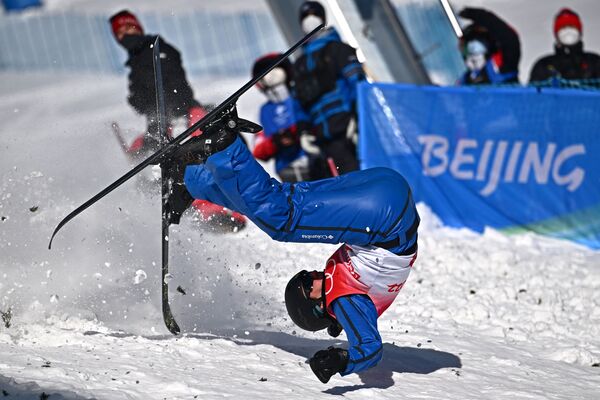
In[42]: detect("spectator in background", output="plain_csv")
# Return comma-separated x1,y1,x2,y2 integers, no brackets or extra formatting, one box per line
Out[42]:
457,7,521,85
109,9,246,231
293,1,366,175
529,8,600,85
109,9,210,157
251,54,314,183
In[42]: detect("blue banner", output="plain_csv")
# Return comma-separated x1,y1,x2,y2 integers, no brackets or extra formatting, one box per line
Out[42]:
358,82,600,249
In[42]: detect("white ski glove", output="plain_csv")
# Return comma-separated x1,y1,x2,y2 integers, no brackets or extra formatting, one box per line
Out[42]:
300,134,321,156
346,117,358,145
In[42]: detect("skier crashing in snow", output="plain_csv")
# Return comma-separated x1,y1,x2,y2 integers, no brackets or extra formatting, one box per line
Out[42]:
169,110,419,383
109,10,210,156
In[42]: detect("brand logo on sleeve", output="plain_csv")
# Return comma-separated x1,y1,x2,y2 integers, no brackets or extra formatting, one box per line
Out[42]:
301,234,335,240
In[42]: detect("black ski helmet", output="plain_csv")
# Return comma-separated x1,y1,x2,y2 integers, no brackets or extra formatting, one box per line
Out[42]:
252,53,293,91
299,1,326,25
285,270,330,332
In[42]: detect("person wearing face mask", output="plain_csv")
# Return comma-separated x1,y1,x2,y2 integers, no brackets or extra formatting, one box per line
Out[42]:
293,1,366,175
457,7,521,85
529,8,600,85
109,10,247,232
251,53,317,183
109,10,210,156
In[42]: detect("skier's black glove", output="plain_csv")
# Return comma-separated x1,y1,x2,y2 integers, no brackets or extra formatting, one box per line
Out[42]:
327,321,343,338
309,347,349,383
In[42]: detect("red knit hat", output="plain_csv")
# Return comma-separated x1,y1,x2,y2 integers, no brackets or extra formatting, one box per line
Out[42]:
554,8,582,36
109,10,144,37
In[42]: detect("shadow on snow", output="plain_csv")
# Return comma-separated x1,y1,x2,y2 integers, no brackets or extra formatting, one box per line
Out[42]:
192,329,462,393
84,328,462,394
0,374,91,400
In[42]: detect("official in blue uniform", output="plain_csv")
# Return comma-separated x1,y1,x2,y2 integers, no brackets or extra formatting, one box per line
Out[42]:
251,54,313,182
293,1,366,174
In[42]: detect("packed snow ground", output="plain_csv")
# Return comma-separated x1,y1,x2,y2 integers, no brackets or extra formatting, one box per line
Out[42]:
1,72,599,400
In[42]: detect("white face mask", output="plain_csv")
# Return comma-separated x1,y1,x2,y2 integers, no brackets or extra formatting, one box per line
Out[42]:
261,68,286,88
466,53,486,73
264,84,290,103
301,14,324,34
557,27,581,46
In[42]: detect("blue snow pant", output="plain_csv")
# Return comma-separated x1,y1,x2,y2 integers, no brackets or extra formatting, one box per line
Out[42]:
184,137,419,255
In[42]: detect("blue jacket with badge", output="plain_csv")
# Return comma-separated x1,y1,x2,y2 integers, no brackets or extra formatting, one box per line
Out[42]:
255,96,308,173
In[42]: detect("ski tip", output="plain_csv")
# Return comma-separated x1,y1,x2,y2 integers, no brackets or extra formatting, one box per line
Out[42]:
167,321,181,335
48,232,56,250
48,221,64,250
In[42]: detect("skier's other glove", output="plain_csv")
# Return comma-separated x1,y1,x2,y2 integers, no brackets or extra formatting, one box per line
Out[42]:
327,321,343,338
309,347,349,383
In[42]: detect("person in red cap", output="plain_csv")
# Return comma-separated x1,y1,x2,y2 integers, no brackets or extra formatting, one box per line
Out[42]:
109,9,210,156
529,8,600,85
109,10,247,232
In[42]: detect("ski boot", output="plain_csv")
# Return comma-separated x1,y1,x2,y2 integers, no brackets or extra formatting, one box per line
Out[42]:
172,104,262,163
166,104,261,230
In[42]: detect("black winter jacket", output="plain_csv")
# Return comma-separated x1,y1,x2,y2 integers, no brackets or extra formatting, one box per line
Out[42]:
293,28,364,141
529,42,600,84
124,35,197,118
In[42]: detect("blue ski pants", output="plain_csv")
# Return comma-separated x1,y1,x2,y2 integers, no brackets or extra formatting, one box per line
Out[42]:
184,137,418,254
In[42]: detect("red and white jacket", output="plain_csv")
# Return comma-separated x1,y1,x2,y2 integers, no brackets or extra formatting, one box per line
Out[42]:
324,244,417,317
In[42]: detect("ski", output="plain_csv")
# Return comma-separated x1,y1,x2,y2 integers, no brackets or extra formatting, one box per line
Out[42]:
48,23,323,250
153,36,181,335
